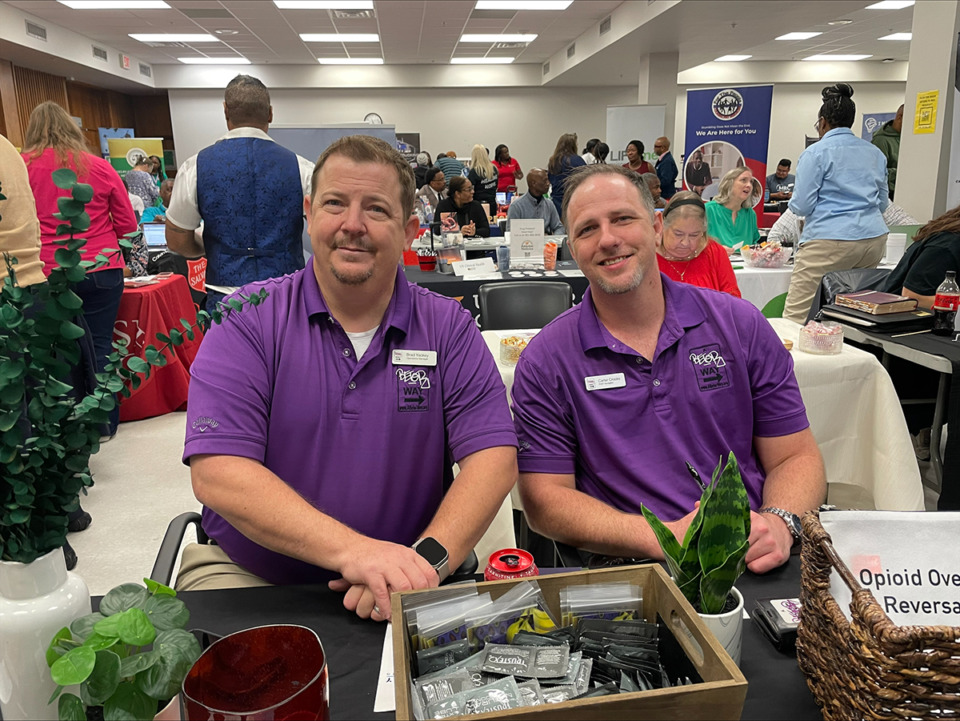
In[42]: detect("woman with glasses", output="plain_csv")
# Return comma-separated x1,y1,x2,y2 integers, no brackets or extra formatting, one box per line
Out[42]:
656,191,741,297
433,176,491,238
783,83,889,324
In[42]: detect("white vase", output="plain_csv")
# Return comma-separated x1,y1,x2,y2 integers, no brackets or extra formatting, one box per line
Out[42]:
699,586,744,666
0,547,91,721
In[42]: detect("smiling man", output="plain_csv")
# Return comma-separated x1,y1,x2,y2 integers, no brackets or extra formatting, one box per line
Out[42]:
179,136,518,620
510,164,825,574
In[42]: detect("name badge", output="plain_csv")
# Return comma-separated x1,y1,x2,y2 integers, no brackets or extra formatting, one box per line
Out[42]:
584,373,626,391
392,349,437,367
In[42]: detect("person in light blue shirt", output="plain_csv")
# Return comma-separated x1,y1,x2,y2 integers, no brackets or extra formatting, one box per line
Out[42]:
141,178,173,222
783,83,890,323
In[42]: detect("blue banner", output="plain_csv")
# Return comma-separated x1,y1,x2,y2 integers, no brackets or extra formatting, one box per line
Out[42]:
682,85,773,203
861,112,896,140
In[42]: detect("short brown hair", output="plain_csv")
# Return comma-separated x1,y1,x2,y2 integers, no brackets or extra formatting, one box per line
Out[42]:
561,164,654,240
224,74,271,126
311,135,415,219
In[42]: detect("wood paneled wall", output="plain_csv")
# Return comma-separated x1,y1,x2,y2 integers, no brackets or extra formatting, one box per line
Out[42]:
5,64,68,148
67,81,136,153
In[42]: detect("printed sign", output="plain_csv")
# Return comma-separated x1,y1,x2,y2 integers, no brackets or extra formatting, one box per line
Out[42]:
509,219,545,261
107,137,164,176
915,90,939,134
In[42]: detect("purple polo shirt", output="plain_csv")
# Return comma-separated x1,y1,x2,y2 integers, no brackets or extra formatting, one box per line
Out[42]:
511,275,809,521
183,266,517,584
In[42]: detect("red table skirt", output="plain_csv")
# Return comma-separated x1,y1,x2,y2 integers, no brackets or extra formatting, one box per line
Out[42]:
114,274,203,422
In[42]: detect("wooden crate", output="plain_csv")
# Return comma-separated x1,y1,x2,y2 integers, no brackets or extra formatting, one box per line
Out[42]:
391,564,747,720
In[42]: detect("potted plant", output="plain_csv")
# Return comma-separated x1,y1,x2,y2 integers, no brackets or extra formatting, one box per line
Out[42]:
45,578,199,721
0,169,265,719
641,452,750,664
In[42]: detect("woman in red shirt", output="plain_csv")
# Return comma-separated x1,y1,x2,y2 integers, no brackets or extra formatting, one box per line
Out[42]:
493,144,522,193
622,139,654,176
21,101,138,436
656,191,741,298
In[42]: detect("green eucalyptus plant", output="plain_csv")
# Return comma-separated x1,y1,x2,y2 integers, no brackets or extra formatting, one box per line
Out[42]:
0,167,267,565
46,578,201,721
641,452,751,614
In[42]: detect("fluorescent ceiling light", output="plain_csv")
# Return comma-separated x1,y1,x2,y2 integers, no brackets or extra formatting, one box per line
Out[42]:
451,57,515,64
803,54,871,61
866,0,914,8
776,32,822,40
275,1,373,8
714,55,751,62
130,33,218,42
300,33,379,42
59,0,169,7
880,32,912,40
460,34,537,43
475,1,572,9
178,57,250,64
317,57,384,64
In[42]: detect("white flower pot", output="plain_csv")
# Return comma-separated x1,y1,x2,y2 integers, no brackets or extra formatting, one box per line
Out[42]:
0,547,91,721
698,586,744,666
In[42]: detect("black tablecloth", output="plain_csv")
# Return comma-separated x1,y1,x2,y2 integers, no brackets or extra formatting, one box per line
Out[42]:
166,557,820,720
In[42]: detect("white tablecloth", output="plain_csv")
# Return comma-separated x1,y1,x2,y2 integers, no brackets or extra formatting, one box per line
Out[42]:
734,266,792,311
483,320,924,512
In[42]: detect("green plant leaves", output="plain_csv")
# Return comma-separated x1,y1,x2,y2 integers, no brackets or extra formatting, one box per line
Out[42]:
103,683,155,721
52,168,78,189
50,645,96,686
118,649,159,678
80,650,121,706
100,583,149,615
46,627,73,667
58,692,86,721
71,183,94,203
70,613,105,642
142,595,189,632
143,578,177,597
136,628,202,701
56,197,86,219
95,608,156,646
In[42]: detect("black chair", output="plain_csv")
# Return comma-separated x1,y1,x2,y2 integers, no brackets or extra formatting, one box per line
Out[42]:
478,281,573,331
151,511,478,587
806,267,892,324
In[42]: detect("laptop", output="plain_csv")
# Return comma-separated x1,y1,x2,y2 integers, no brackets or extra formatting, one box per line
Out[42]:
142,223,167,252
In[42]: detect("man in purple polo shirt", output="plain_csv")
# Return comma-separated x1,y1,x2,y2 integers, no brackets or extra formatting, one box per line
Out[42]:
179,135,518,621
511,165,825,574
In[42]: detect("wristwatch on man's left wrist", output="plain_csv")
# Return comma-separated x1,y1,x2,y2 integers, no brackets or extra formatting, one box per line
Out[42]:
413,537,450,581
759,507,802,543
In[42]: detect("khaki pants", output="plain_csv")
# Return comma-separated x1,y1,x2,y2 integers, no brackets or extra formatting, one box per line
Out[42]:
175,543,274,591
783,234,887,324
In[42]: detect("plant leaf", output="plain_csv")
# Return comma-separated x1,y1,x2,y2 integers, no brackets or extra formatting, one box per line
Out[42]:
143,578,177,597
142,595,188,632
100,583,149,615
135,628,201,700
57,693,86,721
640,505,701,606
52,168,77,189
46,627,73,667
103,683,155,721
118,649,159,678
70,613,105,643
51,645,96,686
83,633,120,652
116,608,156,646
71,183,94,203
80,650,122,706
699,539,749,614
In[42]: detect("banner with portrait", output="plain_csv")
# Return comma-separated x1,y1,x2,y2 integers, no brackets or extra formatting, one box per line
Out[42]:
682,85,773,204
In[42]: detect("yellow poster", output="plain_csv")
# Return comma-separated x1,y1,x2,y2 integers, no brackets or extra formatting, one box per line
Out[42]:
914,90,939,135
107,137,164,175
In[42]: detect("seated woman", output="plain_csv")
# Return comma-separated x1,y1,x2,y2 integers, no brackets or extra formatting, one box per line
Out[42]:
656,191,741,298
880,205,960,308
705,166,761,251
433,176,491,238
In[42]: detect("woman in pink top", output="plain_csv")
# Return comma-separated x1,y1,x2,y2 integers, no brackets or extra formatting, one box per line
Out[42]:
22,101,138,437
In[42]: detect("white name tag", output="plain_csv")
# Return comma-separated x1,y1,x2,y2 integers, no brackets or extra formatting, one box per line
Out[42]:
392,349,437,367
584,373,626,391
452,257,496,276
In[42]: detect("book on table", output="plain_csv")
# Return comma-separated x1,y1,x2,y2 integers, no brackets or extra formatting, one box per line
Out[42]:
834,290,919,314
820,303,934,332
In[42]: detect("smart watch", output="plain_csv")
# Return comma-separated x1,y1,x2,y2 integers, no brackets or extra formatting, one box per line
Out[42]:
759,507,802,542
413,537,450,581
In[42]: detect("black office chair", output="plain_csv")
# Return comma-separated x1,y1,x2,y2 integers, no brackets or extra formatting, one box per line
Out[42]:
478,281,573,331
151,511,478,587
806,267,892,324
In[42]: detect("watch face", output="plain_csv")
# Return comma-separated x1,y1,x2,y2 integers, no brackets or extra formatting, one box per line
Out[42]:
415,537,448,567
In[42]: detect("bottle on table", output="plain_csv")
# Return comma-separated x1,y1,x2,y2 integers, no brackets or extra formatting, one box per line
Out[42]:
932,270,960,336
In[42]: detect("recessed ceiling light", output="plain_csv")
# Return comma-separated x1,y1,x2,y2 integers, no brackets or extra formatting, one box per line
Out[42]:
866,0,914,9
881,57,896,62
59,0,169,7
475,1,572,9
300,33,380,42
178,57,250,64
776,32,822,40
880,32,912,40
827,19,853,25
214,29,239,35
317,57,383,64
803,54,872,61
451,57,515,64
460,34,537,43
275,1,373,8
715,55,751,62
130,33,219,42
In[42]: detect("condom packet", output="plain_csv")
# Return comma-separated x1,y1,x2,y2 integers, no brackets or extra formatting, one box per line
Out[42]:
417,593,492,648
511,630,568,647
416,638,473,676
417,649,498,690
424,676,522,719
540,684,578,704
481,643,570,679
539,651,582,686
516,679,544,707
415,668,474,707
465,581,557,648
575,681,619,699
404,586,479,651
576,618,658,641
559,582,642,626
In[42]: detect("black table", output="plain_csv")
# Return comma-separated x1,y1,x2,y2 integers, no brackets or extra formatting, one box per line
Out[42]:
174,557,821,720
403,261,590,320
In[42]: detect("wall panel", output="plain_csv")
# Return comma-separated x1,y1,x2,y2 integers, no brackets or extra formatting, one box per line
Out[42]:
13,65,67,143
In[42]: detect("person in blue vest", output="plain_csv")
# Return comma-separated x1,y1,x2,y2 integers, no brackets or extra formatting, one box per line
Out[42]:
165,74,314,311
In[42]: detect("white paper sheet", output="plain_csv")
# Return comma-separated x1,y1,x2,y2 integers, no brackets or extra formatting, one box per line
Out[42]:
373,623,396,713
557,269,585,278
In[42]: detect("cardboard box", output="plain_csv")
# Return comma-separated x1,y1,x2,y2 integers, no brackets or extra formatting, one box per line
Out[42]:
391,564,747,720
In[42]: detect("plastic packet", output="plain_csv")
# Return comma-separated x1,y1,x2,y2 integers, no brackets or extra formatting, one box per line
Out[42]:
540,684,578,704
465,580,556,648
576,618,658,641
415,668,474,707
404,586,479,651
539,651,582,686
418,593,492,648
480,643,570,679
511,630,568,647
559,582,642,626
425,676,523,718
417,649,496,690
416,639,473,676
575,681,619,698
516,679,544,707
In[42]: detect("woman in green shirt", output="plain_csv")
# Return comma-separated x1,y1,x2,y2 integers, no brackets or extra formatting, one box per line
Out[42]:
705,166,762,252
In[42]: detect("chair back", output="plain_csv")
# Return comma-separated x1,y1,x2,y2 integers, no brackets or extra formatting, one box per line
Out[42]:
806,267,892,324
478,281,573,330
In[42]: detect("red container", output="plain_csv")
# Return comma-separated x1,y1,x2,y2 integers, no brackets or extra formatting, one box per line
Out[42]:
417,255,437,272
484,548,539,582
181,624,328,720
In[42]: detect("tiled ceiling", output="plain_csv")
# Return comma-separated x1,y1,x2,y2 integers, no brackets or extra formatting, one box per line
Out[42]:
5,0,623,65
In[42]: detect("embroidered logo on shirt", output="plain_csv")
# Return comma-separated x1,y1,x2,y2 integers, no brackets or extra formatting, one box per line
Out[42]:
689,344,730,392
192,416,220,433
396,368,431,412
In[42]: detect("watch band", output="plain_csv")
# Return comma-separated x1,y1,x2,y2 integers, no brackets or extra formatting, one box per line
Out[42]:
759,507,802,540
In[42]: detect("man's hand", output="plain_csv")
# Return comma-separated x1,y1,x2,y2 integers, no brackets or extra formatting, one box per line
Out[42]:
327,536,439,621
745,511,792,574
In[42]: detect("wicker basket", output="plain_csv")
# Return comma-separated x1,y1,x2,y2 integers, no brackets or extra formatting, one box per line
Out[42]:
798,512,960,720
